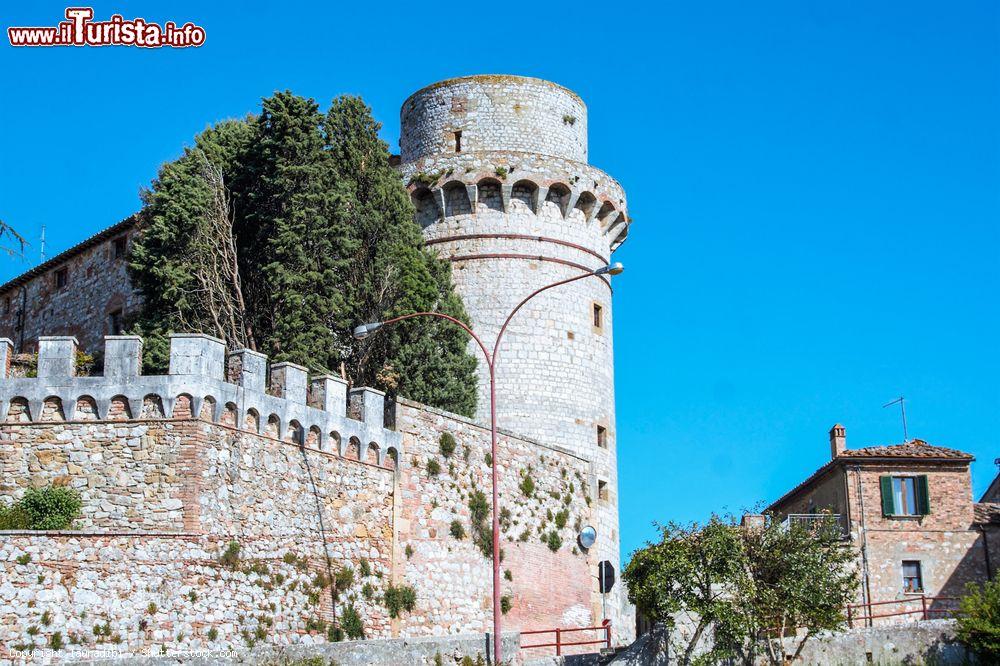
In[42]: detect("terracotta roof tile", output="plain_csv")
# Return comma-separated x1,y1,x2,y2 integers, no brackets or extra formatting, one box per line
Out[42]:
974,503,1000,525
840,439,973,461
768,438,973,513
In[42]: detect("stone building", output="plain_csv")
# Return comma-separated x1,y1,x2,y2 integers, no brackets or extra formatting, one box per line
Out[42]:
767,425,998,624
0,75,632,659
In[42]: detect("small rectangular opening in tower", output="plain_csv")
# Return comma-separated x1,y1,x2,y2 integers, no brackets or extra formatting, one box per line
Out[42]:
597,425,608,448
55,267,68,289
113,236,127,259
592,303,603,330
598,479,609,501
453,131,462,153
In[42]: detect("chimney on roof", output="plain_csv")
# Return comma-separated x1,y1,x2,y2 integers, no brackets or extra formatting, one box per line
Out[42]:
830,424,846,459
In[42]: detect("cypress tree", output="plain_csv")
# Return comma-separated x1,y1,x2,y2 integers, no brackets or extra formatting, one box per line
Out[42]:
324,96,477,417
129,92,477,416
239,91,355,370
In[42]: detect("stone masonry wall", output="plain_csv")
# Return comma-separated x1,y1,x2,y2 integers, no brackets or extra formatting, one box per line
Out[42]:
846,464,988,620
0,409,397,661
400,75,589,163
394,399,617,655
0,223,139,355
398,75,631,646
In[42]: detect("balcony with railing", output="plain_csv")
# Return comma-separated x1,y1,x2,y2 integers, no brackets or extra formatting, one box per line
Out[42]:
780,513,849,539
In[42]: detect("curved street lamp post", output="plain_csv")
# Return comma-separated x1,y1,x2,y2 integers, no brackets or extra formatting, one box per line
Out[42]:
353,262,623,664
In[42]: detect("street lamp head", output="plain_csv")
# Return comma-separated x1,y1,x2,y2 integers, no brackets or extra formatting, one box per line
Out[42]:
594,262,624,276
352,322,383,340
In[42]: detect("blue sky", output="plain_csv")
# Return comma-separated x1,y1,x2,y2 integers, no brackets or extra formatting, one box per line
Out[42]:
1,1,998,562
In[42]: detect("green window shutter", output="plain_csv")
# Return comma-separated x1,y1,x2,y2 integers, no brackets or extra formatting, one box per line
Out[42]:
880,476,895,516
916,475,931,515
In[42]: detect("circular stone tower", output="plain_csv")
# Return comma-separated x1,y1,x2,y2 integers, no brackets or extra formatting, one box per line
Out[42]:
397,75,630,634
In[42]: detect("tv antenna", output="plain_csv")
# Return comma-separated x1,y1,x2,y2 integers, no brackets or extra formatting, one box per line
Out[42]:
40,225,46,263
882,396,908,442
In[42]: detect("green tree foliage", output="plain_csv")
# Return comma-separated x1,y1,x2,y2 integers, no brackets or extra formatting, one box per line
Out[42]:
383,584,417,618
0,487,82,530
325,96,477,416
128,93,477,415
956,579,1000,661
129,120,256,372
723,513,857,665
623,513,855,666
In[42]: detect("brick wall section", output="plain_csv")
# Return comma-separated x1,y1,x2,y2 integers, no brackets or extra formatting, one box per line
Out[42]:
395,399,607,651
0,224,139,354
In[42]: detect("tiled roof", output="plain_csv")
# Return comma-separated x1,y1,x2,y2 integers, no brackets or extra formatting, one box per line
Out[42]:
839,439,974,461
0,215,137,295
768,439,974,513
974,503,1000,525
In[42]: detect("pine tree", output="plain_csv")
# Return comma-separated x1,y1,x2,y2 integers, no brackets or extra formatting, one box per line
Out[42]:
324,96,477,416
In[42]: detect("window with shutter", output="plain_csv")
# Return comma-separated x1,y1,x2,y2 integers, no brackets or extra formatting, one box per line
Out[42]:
916,475,930,515
881,475,928,517
880,476,895,516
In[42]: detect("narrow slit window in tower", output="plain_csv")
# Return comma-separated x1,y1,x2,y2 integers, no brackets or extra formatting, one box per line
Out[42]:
597,425,608,448
454,130,462,153
598,479,609,501
592,303,603,330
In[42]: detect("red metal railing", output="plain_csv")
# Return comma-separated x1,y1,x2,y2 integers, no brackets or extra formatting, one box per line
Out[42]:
521,620,612,656
846,595,960,626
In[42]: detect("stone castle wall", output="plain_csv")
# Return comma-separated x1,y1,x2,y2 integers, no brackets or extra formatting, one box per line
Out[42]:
0,334,619,661
0,75,634,657
400,76,589,163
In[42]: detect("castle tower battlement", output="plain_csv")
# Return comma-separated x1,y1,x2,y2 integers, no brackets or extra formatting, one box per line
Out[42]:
0,335,402,464
397,74,630,636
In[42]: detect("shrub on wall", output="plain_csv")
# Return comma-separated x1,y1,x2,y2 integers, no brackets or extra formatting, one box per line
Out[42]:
450,520,466,540
384,584,417,618
0,487,81,530
519,474,535,498
340,604,365,640
439,432,457,458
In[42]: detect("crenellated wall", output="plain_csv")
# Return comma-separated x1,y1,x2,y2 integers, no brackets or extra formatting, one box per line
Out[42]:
0,333,620,661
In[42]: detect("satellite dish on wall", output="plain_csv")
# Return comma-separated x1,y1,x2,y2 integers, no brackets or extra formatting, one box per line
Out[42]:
578,525,597,549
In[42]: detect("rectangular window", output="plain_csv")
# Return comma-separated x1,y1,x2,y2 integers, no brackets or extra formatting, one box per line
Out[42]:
880,475,930,516
113,236,127,259
55,268,68,289
454,130,462,153
3,297,9,315
108,308,124,335
597,425,608,449
598,479,609,501
902,560,923,593
593,303,603,330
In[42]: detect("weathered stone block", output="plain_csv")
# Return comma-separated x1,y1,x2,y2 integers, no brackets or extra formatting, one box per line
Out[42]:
104,335,143,379
168,333,225,379
37,336,78,378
